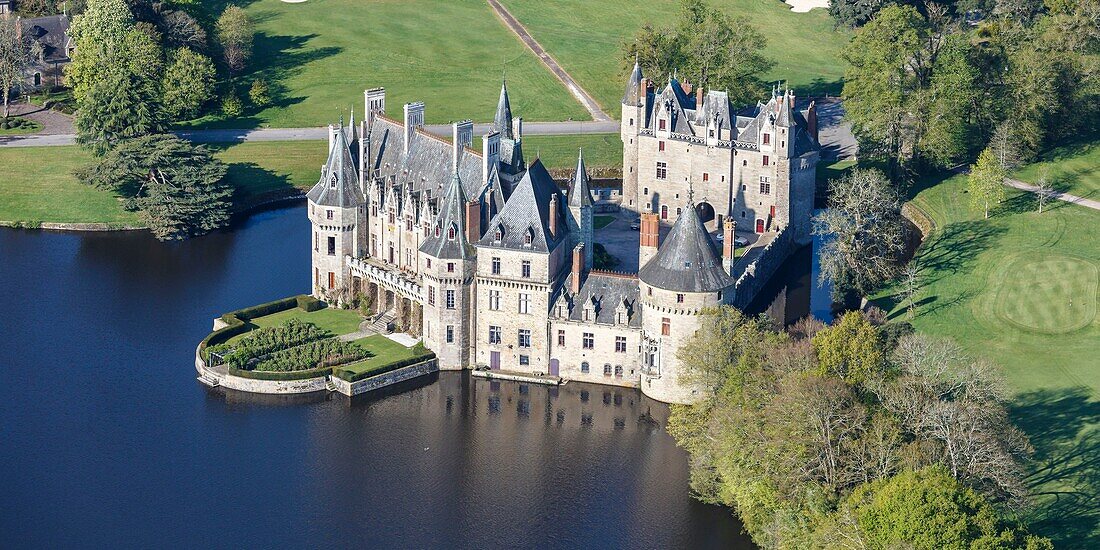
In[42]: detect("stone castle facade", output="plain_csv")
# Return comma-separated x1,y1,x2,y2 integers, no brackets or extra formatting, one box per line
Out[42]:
307,66,819,404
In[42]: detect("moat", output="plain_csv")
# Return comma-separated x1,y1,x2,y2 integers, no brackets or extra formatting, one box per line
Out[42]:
0,205,827,547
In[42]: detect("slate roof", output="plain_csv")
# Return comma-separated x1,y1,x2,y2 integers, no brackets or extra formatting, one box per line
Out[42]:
21,15,70,64
622,60,643,106
652,78,696,135
419,173,474,260
494,81,514,140
693,90,733,131
567,150,593,208
307,128,362,209
556,273,642,327
477,159,569,253
639,201,734,292
364,116,484,199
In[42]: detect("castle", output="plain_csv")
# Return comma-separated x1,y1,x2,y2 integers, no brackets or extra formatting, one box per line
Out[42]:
307,64,819,404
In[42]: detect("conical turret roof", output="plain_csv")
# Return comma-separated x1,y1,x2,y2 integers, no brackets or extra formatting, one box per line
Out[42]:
494,80,514,140
623,60,643,106
419,172,474,260
568,149,593,208
639,199,734,292
307,127,361,208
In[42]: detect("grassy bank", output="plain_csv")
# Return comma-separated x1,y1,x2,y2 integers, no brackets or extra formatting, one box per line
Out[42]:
185,0,588,129
498,0,849,113
1014,141,1100,200
0,141,326,226
873,174,1100,546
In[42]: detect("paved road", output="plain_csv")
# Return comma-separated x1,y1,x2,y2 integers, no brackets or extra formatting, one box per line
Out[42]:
0,120,622,147
485,0,612,122
1005,177,1100,212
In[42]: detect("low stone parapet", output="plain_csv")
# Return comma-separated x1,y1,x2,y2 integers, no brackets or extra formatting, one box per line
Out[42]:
332,358,438,396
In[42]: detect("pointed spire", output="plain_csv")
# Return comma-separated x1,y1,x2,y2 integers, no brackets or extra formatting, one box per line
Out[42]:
307,128,361,209
623,58,644,106
639,196,732,292
420,171,473,260
495,79,514,140
568,148,593,208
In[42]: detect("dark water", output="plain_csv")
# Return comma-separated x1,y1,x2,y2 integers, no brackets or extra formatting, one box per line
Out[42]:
0,205,775,549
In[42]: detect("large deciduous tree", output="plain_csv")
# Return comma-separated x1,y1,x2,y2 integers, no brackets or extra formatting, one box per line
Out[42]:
814,168,906,299
0,17,34,120
216,5,253,74
623,0,772,104
161,47,216,120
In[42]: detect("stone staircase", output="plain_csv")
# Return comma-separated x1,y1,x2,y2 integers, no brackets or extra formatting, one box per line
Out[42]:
370,310,396,334
325,377,337,392
197,370,221,387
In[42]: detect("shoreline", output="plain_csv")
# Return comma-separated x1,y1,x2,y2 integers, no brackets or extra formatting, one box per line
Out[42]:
0,189,309,234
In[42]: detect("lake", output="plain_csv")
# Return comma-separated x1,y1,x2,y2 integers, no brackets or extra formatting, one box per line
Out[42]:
0,205,833,548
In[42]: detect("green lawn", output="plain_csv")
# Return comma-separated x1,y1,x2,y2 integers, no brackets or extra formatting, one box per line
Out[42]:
233,306,364,343
341,334,422,377
873,174,1100,546
471,133,622,170
185,0,589,129
0,117,42,135
0,141,325,225
498,0,850,114
1014,141,1100,200
594,215,617,229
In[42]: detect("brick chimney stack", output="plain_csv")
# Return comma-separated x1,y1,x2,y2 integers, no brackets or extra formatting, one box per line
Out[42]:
722,218,736,275
465,200,480,244
696,87,704,108
639,211,660,269
571,243,585,293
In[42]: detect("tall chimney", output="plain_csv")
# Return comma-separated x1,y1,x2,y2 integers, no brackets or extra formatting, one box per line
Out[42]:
358,120,366,191
571,243,585,293
696,87,704,109
722,218,736,275
452,119,472,170
364,87,386,124
548,193,559,238
482,130,500,185
514,117,523,140
327,124,335,153
465,200,480,244
403,101,424,157
806,101,818,141
639,211,660,269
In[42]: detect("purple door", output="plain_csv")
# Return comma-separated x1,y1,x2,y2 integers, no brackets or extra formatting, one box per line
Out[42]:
549,359,559,376
490,351,500,370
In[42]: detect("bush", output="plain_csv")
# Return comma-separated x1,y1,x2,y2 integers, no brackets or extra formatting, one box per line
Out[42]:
221,93,243,117
208,318,331,369
230,296,298,320
333,349,436,383
248,78,271,107
198,294,321,361
252,338,366,372
296,295,323,312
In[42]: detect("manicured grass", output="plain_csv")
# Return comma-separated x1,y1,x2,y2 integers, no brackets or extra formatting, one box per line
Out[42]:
1014,140,1100,200
0,146,141,225
594,215,616,229
185,0,589,129
498,0,850,114
341,334,421,377
521,133,622,170
817,158,855,186
872,174,1100,546
236,306,363,339
0,141,326,225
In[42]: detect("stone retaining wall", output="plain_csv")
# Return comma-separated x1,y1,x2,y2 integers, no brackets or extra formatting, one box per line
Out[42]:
332,358,438,397
194,345,328,394
732,227,796,310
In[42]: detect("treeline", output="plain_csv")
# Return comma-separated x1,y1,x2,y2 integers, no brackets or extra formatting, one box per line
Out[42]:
669,307,1052,548
842,1,1099,182
63,0,265,240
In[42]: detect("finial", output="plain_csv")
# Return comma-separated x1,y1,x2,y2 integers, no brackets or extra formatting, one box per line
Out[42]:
687,180,695,205
578,147,583,160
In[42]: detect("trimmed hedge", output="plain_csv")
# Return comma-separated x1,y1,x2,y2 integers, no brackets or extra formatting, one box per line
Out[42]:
198,294,324,362
227,365,333,381
333,351,436,383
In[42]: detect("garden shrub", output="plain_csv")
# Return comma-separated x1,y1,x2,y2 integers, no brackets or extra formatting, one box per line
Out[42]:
208,318,331,369
252,338,366,372
296,295,323,312
333,349,436,383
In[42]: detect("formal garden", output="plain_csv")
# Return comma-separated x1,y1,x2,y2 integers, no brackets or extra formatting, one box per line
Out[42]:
200,295,433,384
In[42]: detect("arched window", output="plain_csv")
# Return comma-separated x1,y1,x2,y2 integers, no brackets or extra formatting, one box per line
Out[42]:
434,223,441,237
580,361,589,374
447,223,457,240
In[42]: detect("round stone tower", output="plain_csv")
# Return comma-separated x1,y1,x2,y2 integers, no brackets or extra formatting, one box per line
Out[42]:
638,199,735,404
307,125,364,302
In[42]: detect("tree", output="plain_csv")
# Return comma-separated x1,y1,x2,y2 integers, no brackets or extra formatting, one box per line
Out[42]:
836,466,1052,549
73,66,163,155
76,134,232,240
66,0,135,101
13,0,57,17
900,264,921,318
989,122,1022,172
623,0,772,104
812,311,885,385
0,18,33,120
161,48,216,120
814,168,907,298
968,148,1008,219
829,0,889,28
248,78,271,107
216,5,253,74
1035,166,1054,213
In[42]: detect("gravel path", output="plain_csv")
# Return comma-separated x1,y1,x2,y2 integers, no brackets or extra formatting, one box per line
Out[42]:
485,0,612,122
5,101,73,134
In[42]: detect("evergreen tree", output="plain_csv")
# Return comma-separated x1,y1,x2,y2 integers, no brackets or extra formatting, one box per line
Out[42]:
73,67,163,155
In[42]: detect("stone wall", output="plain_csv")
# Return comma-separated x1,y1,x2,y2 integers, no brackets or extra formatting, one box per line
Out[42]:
731,226,796,310
333,358,438,396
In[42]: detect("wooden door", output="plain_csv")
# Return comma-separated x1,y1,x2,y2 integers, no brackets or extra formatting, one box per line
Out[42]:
490,351,500,370
549,358,559,376
755,219,765,233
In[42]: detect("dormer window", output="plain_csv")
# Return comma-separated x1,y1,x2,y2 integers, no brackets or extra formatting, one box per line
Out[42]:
763,133,770,145
329,173,337,188
659,119,667,131
447,223,457,240
523,228,534,247
435,223,441,237
494,225,504,242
